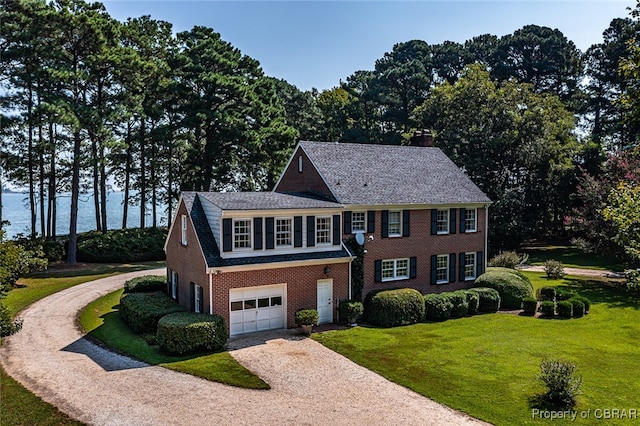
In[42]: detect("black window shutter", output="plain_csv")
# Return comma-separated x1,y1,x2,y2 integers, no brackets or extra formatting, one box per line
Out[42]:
175,273,179,303
374,260,382,282
430,255,437,284
459,208,467,233
307,216,315,247
381,210,389,238
222,218,233,252
459,253,466,282
476,251,484,277
449,209,457,234
403,210,410,237
253,217,263,250
449,253,456,283
265,217,275,249
198,286,204,313
294,216,303,247
190,282,195,312
410,257,417,279
367,211,375,233
344,211,352,234
431,209,438,235
332,215,341,245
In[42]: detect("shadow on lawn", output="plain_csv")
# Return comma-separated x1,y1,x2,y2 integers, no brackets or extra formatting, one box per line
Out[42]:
564,278,640,310
28,260,166,279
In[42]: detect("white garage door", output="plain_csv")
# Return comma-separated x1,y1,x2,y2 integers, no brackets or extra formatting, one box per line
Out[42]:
229,284,285,336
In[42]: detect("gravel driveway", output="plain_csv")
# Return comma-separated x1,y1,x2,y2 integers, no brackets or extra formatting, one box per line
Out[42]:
1,270,487,426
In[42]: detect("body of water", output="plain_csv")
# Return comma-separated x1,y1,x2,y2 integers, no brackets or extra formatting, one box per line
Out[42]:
1,192,169,239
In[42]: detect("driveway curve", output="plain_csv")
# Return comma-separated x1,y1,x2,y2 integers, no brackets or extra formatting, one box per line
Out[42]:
1,270,487,426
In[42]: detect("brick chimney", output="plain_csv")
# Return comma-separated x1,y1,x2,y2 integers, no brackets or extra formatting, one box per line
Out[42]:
410,129,433,147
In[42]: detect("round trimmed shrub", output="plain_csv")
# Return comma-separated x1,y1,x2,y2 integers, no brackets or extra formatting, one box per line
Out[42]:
522,297,538,315
464,290,480,315
555,286,576,301
339,299,364,324
157,312,227,355
364,289,425,327
473,267,534,309
538,286,556,301
424,294,453,321
295,309,319,326
119,291,184,334
540,300,555,317
569,299,585,318
124,275,167,293
447,291,470,318
468,287,501,313
571,295,591,313
557,301,573,318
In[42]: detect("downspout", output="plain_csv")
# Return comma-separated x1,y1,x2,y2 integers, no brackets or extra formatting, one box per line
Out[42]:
348,259,352,300
485,204,490,271
209,273,213,315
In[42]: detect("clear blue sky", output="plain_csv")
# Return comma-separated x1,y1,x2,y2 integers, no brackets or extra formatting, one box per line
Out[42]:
102,1,635,91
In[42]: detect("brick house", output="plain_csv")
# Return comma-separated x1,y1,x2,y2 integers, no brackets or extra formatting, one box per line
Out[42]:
165,138,491,336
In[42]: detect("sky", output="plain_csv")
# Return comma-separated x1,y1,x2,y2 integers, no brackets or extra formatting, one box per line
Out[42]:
85,1,640,91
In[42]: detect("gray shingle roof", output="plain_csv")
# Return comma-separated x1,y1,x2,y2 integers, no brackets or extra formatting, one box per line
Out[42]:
299,141,491,205
191,191,343,210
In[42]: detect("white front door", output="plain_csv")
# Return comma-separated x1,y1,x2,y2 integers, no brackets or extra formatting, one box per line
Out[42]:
229,284,285,336
317,279,333,324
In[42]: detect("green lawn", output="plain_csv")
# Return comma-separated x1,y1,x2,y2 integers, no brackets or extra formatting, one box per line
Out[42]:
313,272,640,425
521,245,623,271
79,289,269,389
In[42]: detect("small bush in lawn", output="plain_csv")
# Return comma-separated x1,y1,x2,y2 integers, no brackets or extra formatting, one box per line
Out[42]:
468,287,501,312
557,301,573,318
540,301,555,317
625,269,640,293
544,260,565,279
424,294,453,322
488,251,526,269
157,312,227,355
124,275,167,293
554,286,576,301
537,359,582,409
0,304,23,337
538,286,556,302
447,291,470,318
339,300,364,324
295,309,319,326
364,289,424,327
119,291,184,334
464,290,480,315
569,299,585,318
522,297,538,315
571,295,591,313
473,267,533,309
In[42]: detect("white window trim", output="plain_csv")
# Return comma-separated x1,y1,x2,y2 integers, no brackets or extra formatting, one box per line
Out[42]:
194,285,202,313
465,208,477,233
437,209,449,235
381,258,410,282
436,254,449,284
181,215,187,245
233,218,253,251
464,252,477,281
275,217,293,248
388,211,402,237
316,216,332,245
351,211,366,233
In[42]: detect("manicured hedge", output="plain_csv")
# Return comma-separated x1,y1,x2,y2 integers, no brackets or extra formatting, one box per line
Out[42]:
76,227,167,263
424,294,453,322
447,291,470,318
539,286,556,301
468,287,501,312
124,275,167,293
569,299,585,318
364,288,425,327
157,312,227,355
522,297,538,315
557,301,573,318
571,295,591,313
473,267,534,309
119,291,184,334
540,301,555,317
464,290,480,315
555,286,576,301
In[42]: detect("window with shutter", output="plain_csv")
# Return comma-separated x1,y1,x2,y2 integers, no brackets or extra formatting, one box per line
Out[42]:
402,210,410,237
254,217,263,250
265,217,275,249
449,210,457,235
344,211,352,234
306,216,315,247
294,216,303,247
449,253,456,283
367,211,376,233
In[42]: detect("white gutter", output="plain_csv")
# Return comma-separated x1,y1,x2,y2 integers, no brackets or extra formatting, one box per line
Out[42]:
485,204,490,271
209,273,213,315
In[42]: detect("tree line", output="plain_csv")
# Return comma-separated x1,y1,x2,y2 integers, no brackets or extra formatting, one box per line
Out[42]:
1,0,639,264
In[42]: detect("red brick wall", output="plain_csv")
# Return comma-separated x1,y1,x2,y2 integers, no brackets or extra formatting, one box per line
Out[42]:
345,208,487,298
274,147,334,199
211,262,350,332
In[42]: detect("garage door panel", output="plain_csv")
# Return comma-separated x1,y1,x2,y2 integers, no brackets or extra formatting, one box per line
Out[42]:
229,284,285,336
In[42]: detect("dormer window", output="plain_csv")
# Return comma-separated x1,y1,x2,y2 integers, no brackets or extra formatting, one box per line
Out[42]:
276,218,292,247
316,217,332,245
234,219,252,249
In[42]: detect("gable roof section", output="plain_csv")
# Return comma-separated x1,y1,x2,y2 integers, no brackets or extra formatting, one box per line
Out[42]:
195,191,343,211
297,141,491,206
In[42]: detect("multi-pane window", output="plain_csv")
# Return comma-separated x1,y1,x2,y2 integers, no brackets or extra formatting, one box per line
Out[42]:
276,218,292,247
382,258,409,281
352,212,366,232
316,217,332,244
171,271,178,299
181,215,187,245
436,209,449,234
436,254,449,283
388,211,401,236
465,208,477,232
465,252,476,280
234,220,252,249
194,285,202,313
